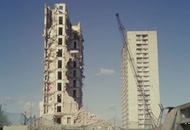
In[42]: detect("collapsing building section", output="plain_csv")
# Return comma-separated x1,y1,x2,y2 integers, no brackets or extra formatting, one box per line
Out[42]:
39,3,84,125
160,102,190,130
30,109,121,130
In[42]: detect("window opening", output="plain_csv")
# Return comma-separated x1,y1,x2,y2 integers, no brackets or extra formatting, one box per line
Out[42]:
58,60,62,68
57,83,62,91
57,118,61,124
57,94,61,103
67,117,71,124
57,106,61,112
58,71,62,79
74,42,77,49
73,70,76,77
73,90,76,97
71,53,77,58
74,34,77,39
57,49,62,57
59,27,62,35
58,38,62,45
73,61,76,68
59,17,63,24
59,6,63,10
73,80,76,87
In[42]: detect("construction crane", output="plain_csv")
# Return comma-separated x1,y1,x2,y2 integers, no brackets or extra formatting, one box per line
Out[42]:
115,13,162,129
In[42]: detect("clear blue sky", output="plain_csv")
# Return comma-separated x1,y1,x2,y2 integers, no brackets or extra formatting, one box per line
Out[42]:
0,0,190,123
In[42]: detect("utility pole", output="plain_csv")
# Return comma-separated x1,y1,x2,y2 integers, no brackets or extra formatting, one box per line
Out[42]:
29,103,32,130
114,116,115,130
0,105,2,130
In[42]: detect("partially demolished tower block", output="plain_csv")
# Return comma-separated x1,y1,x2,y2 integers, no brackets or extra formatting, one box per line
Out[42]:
39,3,84,125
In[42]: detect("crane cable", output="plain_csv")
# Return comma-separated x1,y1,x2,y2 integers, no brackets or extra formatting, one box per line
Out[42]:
116,13,159,129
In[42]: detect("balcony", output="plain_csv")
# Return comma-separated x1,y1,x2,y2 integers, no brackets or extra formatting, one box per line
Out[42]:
139,106,145,110
136,45,143,49
143,87,150,91
138,116,145,120
137,64,144,67
144,91,150,96
143,73,149,77
138,110,146,114
136,37,142,41
142,50,149,54
136,50,143,54
136,42,143,46
143,65,149,68
142,40,148,44
138,97,144,101
144,69,149,73
136,48,142,51
138,73,144,77
143,78,149,82
142,35,148,38
138,101,146,105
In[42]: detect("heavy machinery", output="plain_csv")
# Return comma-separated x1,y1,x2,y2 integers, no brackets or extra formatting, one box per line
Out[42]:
116,13,163,129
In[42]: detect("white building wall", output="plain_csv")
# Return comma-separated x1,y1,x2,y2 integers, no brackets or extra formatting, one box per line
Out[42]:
148,31,160,119
121,31,160,129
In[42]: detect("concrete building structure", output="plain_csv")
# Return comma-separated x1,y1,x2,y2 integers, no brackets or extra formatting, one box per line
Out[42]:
38,4,121,129
121,31,160,129
161,102,190,130
39,3,84,125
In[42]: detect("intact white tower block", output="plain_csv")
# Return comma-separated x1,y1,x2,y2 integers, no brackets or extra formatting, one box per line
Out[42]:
39,3,84,125
121,31,160,129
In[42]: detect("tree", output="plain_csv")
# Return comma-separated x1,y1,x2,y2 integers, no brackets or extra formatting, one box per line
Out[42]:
0,105,11,128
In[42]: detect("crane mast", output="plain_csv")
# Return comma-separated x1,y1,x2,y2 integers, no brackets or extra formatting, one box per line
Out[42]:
116,13,159,129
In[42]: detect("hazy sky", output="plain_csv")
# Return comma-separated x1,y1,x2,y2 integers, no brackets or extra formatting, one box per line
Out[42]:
0,0,190,123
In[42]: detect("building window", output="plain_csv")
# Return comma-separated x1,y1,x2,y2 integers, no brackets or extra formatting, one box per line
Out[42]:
74,53,77,58
71,53,77,58
73,90,76,97
57,94,61,103
142,35,148,38
59,27,62,35
45,75,48,81
44,96,46,103
57,118,61,124
73,70,76,77
74,33,77,39
73,80,76,87
58,71,62,79
58,38,62,45
59,17,63,24
57,83,62,91
58,60,62,68
57,106,61,112
73,61,76,68
59,6,63,10
67,117,71,124
57,49,62,57
74,41,77,49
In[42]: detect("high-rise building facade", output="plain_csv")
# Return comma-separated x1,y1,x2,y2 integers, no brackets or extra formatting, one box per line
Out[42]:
121,31,160,129
39,3,84,125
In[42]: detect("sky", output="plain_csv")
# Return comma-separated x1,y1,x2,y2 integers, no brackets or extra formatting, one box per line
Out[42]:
0,0,190,125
